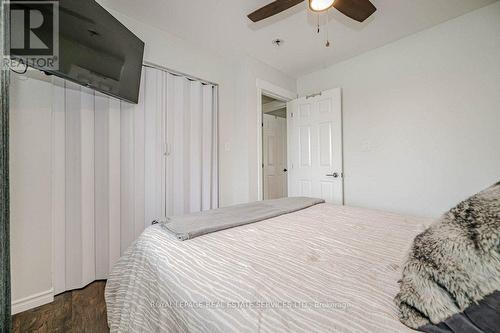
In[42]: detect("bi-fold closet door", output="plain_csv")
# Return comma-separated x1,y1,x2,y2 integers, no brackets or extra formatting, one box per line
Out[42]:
123,66,219,246
53,66,218,294
160,69,219,217
122,67,219,249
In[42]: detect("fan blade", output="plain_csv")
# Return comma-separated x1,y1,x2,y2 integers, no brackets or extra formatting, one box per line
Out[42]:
248,0,304,22
333,0,376,22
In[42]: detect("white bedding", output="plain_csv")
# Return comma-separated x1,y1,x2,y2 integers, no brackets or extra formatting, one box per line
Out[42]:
105,204,432,333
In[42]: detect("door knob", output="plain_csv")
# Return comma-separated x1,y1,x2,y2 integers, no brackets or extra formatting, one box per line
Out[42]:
326,172,339,178
283,168,288,173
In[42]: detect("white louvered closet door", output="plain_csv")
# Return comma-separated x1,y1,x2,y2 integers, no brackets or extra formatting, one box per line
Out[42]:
53,66,219,294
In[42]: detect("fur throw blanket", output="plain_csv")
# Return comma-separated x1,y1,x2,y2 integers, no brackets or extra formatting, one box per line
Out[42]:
395,182,500,329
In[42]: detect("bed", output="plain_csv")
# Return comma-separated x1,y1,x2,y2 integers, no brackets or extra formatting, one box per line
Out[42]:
105,203,432,332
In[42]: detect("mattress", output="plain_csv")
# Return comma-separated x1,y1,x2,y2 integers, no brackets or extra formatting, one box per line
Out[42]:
105,203,432,333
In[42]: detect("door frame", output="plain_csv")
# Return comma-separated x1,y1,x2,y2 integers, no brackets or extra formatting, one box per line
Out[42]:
256,79,296,201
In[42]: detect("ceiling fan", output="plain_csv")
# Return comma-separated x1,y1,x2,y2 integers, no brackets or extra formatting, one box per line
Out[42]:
248,0,376,23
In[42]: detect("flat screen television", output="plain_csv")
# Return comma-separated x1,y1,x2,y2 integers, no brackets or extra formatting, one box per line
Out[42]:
10,0,145,104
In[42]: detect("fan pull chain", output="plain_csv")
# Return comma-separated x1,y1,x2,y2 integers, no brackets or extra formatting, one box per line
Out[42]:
317,13,320,33
325,9,331,47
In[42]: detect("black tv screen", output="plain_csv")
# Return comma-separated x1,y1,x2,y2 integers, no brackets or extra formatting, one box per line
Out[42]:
10,0,145,104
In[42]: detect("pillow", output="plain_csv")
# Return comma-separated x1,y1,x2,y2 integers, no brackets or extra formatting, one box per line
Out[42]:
395,182,500,333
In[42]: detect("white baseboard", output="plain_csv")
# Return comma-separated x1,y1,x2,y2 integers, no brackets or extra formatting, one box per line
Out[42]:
12,289,54,315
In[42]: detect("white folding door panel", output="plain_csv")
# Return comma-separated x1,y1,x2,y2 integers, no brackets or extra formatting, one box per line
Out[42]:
189,81,203,213
52,65,218,294
211,87,219,209
144,68,166,233
52,78,122,292
287,89,343,204
94,92,121,280
164,74,218,216
64,82,96,289
120,69,146,252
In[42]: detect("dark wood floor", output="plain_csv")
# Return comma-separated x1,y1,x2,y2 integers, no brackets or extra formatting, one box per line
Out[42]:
12,281,109,333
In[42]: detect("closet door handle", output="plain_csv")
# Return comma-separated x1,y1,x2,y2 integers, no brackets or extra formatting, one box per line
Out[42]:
326,172,339,178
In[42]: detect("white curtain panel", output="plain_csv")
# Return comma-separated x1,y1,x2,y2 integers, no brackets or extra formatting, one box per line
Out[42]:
52,66,218,293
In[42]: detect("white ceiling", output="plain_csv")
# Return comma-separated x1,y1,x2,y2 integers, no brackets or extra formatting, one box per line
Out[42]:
100,0,496,78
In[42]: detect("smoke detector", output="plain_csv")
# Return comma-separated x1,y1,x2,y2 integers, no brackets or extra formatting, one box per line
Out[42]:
272,39,284,47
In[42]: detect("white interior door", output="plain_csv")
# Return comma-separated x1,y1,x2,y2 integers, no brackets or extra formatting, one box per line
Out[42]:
287,88,343,204
263,114,287,200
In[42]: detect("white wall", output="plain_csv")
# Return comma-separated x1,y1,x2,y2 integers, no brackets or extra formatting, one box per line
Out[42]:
10,2,296,310
297,2,500,217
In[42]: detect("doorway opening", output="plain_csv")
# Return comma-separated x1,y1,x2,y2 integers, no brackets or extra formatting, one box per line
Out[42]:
256,79,296,201
262,94,288,200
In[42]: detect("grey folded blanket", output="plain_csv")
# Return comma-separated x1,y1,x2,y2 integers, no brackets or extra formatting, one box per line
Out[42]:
395,182,500,333
161,197,325,241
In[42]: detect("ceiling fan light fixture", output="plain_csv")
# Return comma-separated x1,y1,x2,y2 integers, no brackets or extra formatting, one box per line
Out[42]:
309,0,335,12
